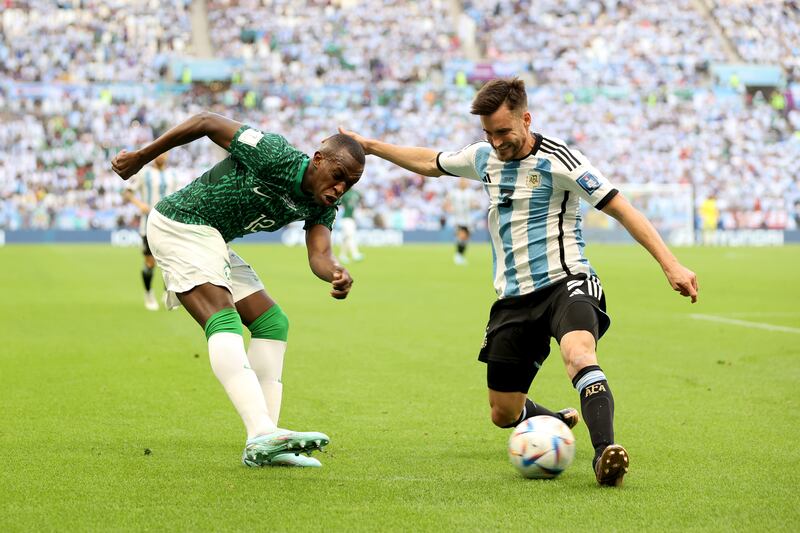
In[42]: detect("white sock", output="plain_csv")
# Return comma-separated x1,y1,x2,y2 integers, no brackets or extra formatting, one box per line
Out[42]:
247,338,286,425
207,332,277,439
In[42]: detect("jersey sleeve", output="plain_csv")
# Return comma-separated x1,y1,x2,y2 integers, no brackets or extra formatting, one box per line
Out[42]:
229,125,289,176
552,149,618,210
436,142,489,181
304,206,337,231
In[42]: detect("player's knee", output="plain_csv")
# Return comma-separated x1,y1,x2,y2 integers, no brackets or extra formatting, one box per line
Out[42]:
248,304,289,341
204,308,243,340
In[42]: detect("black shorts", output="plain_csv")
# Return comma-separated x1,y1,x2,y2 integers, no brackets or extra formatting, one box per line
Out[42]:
478,273,610,393
141,235,153,256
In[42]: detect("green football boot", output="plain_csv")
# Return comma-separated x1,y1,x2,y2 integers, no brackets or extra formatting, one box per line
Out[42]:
242,429,329,467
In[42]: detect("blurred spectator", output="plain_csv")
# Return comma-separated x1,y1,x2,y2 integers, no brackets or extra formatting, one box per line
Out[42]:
1,0,798,233
711,0,800,82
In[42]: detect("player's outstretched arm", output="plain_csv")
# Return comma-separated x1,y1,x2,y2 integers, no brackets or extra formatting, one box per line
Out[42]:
112,112,242,180
602,194,699,303
338,126,442,177
306,224,353,300
122,190,151,215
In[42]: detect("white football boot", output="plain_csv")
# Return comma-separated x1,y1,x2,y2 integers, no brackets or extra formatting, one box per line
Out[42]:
269,453,322,467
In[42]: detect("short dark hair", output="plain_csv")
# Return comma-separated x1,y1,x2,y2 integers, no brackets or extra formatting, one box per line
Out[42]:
470,78,528,116
322,133,366,166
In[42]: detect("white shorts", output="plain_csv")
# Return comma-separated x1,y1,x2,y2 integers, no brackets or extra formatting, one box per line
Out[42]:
146,209,265,310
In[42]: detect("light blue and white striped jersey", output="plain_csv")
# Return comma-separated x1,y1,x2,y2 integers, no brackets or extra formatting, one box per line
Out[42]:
448,185,480,228
126,166,182,235
437,133,618,299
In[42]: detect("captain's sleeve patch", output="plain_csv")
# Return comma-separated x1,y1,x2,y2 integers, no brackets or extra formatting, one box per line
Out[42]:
239,128,264,147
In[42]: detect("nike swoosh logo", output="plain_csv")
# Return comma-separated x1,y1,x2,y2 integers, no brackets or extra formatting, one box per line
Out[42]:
252,187,274,199
252,187,297,209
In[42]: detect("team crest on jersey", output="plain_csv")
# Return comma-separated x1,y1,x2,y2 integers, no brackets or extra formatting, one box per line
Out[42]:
526,171,541,189
577,171,601,194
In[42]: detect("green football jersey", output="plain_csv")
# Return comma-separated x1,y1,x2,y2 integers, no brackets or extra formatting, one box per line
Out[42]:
339,188,361,219
155,125,336,242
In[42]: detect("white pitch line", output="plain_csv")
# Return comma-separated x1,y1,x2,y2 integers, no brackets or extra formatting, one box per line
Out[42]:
725,312,800,318
690,314,800,334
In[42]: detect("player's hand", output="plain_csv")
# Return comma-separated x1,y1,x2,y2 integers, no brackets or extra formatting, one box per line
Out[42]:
330,267,353,299
337,126,371,154
664,263,698,303
111,149,145,180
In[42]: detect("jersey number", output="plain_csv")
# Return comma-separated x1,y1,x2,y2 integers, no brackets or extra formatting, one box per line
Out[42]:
244,214,276,232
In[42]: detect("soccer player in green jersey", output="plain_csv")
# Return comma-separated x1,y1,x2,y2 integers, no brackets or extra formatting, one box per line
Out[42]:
337,188,363,263
112,111,365,467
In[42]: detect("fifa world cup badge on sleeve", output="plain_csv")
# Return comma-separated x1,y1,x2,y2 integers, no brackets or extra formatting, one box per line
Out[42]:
577,172,601,194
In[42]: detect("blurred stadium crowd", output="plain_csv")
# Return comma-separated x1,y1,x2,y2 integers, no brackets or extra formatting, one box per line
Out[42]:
1,0,799,233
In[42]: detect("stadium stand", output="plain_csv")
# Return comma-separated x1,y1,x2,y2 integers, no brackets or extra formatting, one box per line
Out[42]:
1,0,798,233
710,0,800,81
465,0,730,89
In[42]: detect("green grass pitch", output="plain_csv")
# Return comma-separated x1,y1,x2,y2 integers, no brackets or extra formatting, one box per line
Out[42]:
1,243,799,531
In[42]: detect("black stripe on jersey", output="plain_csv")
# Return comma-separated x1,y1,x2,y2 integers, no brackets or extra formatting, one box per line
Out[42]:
541,137,580,168
595,189,619,210
531,133,543,156
435,152,458,176
539,146,574,171
557,192,571,275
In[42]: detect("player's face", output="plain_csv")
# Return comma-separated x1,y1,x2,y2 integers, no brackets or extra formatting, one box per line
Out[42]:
308,152,363,207
480,105,533,161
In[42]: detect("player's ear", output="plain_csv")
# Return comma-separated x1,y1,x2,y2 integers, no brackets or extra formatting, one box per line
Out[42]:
312,151,323,166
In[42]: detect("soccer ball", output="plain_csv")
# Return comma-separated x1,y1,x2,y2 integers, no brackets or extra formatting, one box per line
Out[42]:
508,415,576,479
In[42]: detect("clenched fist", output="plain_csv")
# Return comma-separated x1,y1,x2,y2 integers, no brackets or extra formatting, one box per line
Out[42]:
111,150,145,180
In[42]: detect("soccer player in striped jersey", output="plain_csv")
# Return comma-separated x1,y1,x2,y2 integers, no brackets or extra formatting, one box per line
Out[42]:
123,153,182,310
341,78,698,487
112,111,364,467
445,178,480,265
